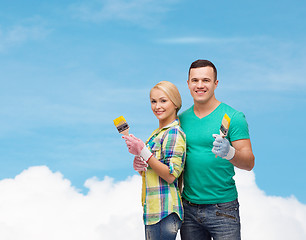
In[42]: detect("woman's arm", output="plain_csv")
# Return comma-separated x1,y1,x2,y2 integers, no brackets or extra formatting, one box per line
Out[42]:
147,156,175,183
122,132,185,184
147,129,185,183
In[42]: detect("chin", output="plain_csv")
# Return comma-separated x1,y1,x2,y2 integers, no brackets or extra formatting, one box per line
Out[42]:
155,115,163,120
195,99,209,104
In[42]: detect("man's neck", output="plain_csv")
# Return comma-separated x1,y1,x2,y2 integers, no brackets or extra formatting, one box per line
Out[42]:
193,98,221,119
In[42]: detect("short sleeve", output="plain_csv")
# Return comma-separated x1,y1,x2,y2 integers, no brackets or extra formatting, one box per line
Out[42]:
228,111,250,142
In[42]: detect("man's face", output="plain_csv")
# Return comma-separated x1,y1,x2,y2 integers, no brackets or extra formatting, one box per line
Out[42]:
187,67,218,104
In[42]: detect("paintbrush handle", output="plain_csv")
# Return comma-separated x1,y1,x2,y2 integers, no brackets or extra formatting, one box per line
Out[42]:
120,129,129,136
219,130,227,138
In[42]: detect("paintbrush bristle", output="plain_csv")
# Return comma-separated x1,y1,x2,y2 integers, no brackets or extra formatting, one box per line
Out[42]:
113,116,126,126
220,113,231,136
222,114,230,128
113,116,129,134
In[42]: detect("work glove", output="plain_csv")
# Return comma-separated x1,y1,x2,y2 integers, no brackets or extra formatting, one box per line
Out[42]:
212,134,235,160
122,134,153,162
133,156,148,172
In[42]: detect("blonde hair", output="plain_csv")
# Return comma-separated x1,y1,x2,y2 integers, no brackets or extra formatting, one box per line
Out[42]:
150,81,182,114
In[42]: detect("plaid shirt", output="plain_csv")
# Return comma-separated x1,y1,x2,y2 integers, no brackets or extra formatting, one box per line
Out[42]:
142,119,186,225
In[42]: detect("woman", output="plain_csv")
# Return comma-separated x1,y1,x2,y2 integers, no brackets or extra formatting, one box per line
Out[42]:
122,81,186,240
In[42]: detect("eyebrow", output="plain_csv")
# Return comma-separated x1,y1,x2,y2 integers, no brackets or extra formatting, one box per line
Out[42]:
150,96,168,100
190,77,211,81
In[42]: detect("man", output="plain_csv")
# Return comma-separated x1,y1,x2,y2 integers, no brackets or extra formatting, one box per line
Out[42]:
179,59,255,240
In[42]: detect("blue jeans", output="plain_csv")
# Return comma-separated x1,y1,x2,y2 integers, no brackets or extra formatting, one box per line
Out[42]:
145,213,182,240
180,198,241,240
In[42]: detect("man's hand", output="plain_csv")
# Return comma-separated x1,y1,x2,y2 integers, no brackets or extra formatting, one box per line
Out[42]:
212,134,235,160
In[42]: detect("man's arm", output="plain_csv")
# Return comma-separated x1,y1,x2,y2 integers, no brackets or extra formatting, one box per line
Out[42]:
230,139,254,171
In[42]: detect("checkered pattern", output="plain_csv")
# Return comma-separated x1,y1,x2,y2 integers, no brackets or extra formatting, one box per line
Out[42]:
142,119,186,225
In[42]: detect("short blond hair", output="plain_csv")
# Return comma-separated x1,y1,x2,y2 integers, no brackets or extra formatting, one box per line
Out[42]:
150,81,182,114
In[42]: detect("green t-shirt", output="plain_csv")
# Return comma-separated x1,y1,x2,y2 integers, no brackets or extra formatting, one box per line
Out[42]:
179,103,250,204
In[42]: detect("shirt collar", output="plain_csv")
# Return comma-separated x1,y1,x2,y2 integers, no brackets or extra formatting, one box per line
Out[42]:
152,119,179,135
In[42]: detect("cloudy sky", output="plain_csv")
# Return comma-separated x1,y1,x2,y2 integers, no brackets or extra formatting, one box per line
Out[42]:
0,0,306,239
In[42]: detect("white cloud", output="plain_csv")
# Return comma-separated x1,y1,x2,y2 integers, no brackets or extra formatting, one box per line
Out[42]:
0,166,143,240
0,24,50,52
235,169,306,239
157,35,306,91
70,0,179,27
0,86,150,137
0,166,305,240
156,36,251,44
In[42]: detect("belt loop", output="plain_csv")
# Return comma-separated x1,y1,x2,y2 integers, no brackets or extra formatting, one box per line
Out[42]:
183,198,198,207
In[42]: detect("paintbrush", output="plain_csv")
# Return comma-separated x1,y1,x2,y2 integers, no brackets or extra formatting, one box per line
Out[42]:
215,113,231,157
114,116,146,204
219,113,231,137
113,116,130,136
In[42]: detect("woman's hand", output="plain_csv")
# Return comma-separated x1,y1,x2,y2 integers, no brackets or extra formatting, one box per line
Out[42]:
122,134,153,162
122,134,145,155
133,156,148,172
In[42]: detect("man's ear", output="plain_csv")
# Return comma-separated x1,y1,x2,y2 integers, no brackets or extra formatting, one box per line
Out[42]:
214,79,219,88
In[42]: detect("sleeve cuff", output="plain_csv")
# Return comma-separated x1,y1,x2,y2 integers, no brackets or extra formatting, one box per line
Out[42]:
140,146,153,162
225,146,235,160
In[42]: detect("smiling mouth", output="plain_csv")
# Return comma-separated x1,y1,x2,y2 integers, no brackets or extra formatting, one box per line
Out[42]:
195,90,206,94
155,111,164,115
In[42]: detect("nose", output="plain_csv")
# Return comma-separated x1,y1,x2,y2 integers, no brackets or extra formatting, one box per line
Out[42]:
196,80,205,88
155,101,161,109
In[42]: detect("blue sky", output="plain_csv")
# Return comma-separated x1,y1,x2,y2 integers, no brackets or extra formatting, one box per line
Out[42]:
0,0,305,206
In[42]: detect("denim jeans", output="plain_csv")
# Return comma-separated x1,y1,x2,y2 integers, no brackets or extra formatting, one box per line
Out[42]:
180,198,241,240
145,213,182,240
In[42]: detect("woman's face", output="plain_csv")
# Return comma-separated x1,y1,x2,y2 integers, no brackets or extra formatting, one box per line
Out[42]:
150,88,177,128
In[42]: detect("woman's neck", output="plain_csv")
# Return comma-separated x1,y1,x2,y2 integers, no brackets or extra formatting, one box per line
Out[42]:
159,116,176,129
